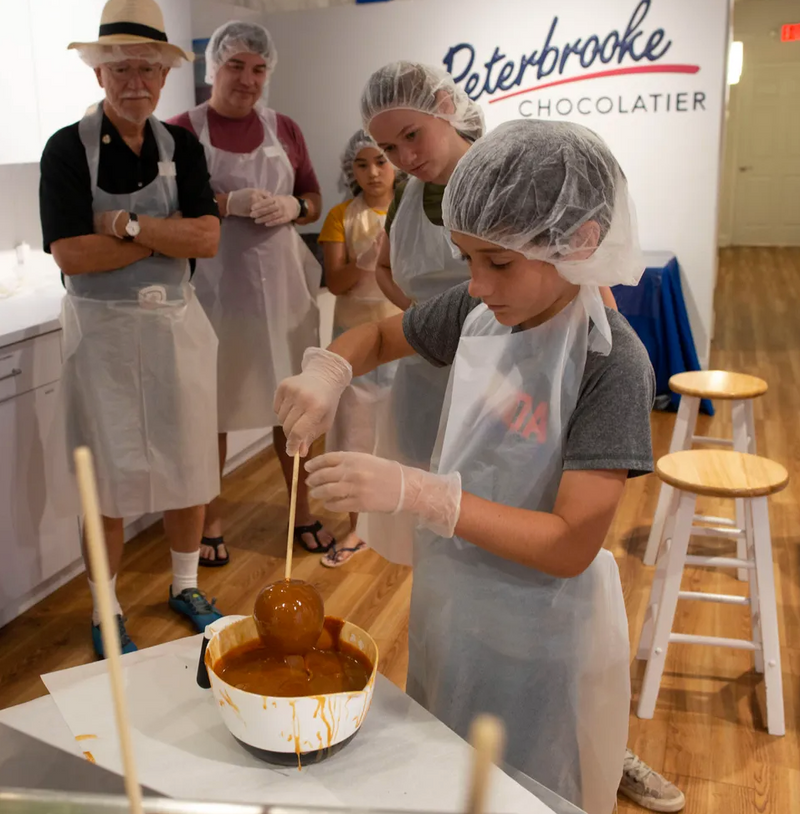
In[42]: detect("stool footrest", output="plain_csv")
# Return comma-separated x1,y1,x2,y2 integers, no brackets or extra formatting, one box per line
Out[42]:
694,514,736,527
678,590,750,606
691,435,734,447
669,632,758,651
690,525,743,540
685,554,753,569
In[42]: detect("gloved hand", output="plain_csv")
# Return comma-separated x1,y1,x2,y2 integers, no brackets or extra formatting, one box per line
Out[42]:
226,188,268,218
94,210,126,237
274,347,353,457
252,194,302,226
355,234,383,272
305,452,462,538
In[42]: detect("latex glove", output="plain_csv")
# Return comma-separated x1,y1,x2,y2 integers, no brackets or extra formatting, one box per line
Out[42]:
274,347,353,457
93,210,126,237
305,452,462,538
252,193,302,226
226,188,268,218
355,235,382,273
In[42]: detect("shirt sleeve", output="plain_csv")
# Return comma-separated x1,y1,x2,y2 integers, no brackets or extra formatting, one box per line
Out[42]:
277,115,321,197
563,312,656,478
166,111,197,138
318,201,348,243
39,126,95,253
402,281,482,367
169,124,220,220
384,180,407,237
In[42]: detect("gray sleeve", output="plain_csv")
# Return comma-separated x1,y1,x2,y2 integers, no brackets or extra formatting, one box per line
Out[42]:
564,312,656,478
402,281,482,367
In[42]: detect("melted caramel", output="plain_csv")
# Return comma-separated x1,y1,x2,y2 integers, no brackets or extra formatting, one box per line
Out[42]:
214,618,372,697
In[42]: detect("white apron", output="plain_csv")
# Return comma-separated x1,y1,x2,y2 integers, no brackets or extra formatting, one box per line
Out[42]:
359,177,469,563
407,295,630,814
49,103,220,518
190,103,321,431
327,194,401,455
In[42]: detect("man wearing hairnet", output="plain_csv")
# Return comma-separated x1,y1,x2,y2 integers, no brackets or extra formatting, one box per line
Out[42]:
170,21,330,565
40,0,224,657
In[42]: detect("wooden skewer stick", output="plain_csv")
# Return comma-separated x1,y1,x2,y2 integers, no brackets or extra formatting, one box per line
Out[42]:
465,714,506,814
74,446,144,814
284,452,301,582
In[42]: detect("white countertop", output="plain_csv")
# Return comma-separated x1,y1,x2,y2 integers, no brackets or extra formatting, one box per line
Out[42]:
0,251,65,348
0,635,581,814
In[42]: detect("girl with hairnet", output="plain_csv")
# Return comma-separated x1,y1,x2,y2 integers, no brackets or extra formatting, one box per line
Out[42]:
315,131,403,567
348,61,483,565
169,21,336,565
274,120,661,814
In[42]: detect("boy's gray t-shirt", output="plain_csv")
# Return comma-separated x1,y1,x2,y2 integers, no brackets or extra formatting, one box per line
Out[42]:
402,281,656,477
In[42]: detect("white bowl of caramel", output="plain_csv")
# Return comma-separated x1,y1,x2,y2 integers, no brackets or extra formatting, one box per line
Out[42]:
205,614,378,766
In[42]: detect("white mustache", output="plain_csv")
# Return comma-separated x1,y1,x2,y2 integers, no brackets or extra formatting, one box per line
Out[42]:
121,92,151,100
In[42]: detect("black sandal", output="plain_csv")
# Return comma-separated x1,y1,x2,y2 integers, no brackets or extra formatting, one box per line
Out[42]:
199,536,230,568
294,521,335,553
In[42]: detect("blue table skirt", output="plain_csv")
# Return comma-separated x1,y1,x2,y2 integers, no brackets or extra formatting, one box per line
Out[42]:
612,256,713,415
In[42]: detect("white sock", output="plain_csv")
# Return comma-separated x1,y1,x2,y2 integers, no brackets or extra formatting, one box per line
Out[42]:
171,549,200,595
88,575,122,626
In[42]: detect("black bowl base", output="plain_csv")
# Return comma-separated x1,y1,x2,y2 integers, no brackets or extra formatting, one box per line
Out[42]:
234,730,359,766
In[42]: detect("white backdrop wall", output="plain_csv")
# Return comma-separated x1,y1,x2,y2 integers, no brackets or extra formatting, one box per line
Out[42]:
222,0,728,365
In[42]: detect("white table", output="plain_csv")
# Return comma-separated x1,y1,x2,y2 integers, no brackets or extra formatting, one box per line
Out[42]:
0,635,582,814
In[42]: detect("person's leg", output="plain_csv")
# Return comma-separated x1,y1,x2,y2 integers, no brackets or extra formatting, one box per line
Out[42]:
86,516,137,656
165,504,224,630
273,425,335,552
200,433,228,563
321,512,367,568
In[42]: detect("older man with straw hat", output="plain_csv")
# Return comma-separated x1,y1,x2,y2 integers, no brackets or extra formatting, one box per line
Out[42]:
40,0,225,658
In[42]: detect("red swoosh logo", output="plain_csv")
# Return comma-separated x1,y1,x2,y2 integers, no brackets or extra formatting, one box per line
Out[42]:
488,64,701,104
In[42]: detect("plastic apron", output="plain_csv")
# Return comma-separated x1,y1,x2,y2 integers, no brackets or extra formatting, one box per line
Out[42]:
359,177,470,564
189,102,321,432
406,294,630,814
50,103,220,518
327,194,400,455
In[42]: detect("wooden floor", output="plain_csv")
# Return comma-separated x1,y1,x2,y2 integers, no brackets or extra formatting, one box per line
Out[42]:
1,247,798,813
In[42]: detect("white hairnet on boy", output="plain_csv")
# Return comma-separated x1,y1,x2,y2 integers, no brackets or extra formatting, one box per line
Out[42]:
442,119,644,288
204,20,277,85
361,61,485,143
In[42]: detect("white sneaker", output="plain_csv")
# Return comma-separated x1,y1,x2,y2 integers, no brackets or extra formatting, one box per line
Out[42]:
618,749,686,812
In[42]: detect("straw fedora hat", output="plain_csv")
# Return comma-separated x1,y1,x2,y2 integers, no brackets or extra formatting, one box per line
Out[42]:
67,0,193,63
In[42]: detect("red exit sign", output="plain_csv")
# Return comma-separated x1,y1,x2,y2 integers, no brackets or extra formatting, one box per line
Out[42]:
782,23,800,42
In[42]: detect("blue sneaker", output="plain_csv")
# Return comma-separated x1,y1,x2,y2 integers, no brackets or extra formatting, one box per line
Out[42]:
169,587,224,632
91,615,138,659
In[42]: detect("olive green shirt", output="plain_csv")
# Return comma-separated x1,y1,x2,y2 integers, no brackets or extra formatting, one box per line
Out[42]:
384,179,447,233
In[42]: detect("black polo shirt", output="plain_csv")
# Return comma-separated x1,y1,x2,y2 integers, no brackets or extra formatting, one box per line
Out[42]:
39,112,220,255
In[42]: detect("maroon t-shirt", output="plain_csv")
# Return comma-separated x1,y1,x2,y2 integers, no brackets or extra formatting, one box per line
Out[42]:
168,106,321,197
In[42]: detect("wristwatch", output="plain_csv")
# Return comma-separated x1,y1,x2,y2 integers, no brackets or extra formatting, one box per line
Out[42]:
294,197,309,221
123,212,141,242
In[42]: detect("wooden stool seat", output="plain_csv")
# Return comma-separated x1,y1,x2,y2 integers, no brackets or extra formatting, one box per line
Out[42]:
669,370,768,400
657,450,789,498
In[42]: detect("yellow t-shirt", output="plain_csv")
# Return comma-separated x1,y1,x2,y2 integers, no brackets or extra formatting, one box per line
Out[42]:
319,199,388,248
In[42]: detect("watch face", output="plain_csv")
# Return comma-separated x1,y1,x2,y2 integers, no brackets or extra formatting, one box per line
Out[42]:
126,219,141,237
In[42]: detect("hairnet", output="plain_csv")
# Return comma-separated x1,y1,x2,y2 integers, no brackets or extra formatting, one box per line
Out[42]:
361,61,485,143
340,130,382,192
76,42,182,69
442,119,643,287
204,20,277,85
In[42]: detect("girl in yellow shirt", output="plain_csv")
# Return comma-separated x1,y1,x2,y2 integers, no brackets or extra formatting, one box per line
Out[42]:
316,130,402,566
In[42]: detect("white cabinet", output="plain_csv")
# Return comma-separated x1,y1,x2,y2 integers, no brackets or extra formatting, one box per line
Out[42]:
0,332,82,625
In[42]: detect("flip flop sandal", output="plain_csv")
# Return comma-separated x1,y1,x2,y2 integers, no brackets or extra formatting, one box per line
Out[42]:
199,536,230,568
321,541,367,568
294,521,335,553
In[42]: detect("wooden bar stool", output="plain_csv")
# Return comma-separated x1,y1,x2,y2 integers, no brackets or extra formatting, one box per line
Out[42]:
636,449,788,736
644,371,768,580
